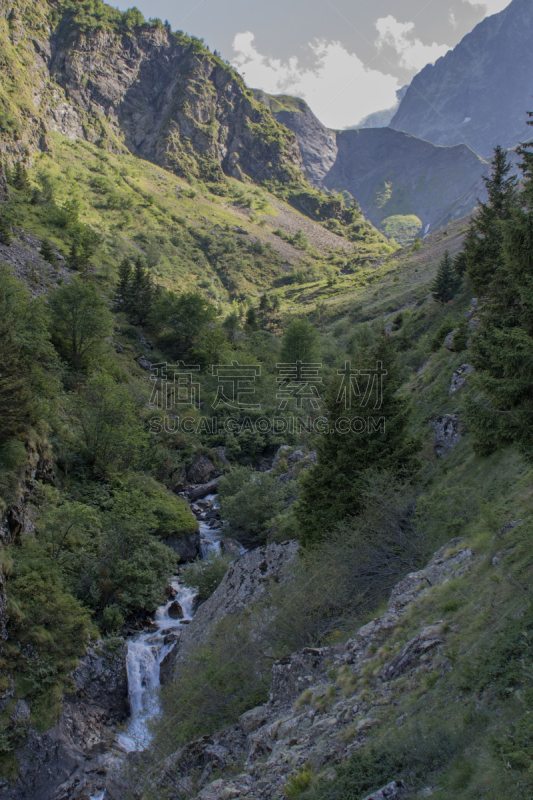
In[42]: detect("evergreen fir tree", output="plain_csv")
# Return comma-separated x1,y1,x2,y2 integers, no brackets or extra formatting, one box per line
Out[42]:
431,249,461,303
245,307,258,331
0,216,12,246
259,294,270,312
13,161,30,193
465,145,518,294
296,334,420,546
128,258,152,325
115,257,132,311
466,115,533,459
0,333,34,442
68,241,81,271
40,239,57,266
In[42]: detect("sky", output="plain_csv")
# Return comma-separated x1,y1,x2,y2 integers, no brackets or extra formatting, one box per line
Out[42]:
115,0,512,129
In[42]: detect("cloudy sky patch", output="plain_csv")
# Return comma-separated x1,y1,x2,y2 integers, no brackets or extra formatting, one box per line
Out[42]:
116,0,513,128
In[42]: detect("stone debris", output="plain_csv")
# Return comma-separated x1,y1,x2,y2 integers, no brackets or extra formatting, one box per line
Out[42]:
449,363,474,395
121,539,477,800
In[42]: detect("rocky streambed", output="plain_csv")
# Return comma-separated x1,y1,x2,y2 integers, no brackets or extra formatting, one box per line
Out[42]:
0,490,238,800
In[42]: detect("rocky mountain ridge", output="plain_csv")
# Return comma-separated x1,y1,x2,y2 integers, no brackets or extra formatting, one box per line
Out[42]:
390,0,533,157
0,1,303,186
261,95,487,236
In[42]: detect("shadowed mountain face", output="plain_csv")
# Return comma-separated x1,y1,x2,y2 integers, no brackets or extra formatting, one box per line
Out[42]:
390,0,533,158
264,97,487,235
322,128,487,233
0,2,303,186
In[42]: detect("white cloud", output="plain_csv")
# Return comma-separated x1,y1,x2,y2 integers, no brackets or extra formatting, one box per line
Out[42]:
231,32,399,129
375,15,450,71
464,0,511,14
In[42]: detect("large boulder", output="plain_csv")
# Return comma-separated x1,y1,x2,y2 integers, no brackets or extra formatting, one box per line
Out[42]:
434,414,461,457
187,453,217,485
174,541,299,666
165,532,201,563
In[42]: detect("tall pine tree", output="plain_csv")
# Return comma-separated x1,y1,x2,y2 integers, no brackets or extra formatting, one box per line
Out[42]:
464,145,518,294
431,249,461,303
296,334,420,546
466,116,533,459
128,258,153,325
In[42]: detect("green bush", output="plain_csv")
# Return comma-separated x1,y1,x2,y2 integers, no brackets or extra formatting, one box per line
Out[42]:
218,467,289,543
181,553,232,602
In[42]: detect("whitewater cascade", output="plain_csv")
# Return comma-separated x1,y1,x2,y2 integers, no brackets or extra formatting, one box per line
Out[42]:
117,497,224,753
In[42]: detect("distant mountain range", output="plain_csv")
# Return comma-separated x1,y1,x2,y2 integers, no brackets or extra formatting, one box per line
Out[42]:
259,93,487,240
258,0,533,241
390,0,533,158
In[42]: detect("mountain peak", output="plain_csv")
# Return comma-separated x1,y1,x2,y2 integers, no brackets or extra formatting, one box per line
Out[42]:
390,0,533,157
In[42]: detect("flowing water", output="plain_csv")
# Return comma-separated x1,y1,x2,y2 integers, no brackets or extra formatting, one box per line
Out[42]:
117,496,225,753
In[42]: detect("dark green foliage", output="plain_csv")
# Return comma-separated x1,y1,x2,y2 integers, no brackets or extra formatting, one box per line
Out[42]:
181,553,232,603
296,335,420,545
12,162,30,193
70,372,146,475
153,290,217,358
245,306,258,331
218,466,289,544
465,145,518,294
0,267,50,442
154,613,270,754
431,249,461,303
300,727,461,800
466,121,533,460
120,258,153,325
430,320,456,352
0,216,12,246
454,249,467,277
115,256,132,310
452,321,469,352
280,319,319,364
48,278,113,371
66,226,101,275
39,239,57,267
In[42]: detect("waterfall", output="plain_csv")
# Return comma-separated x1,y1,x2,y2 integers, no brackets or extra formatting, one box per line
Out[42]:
117,494,227,753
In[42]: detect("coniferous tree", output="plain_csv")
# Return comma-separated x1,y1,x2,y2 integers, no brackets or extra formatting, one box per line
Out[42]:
13,161,30,193
40,239,57,267
245,307,258,332
464,145,518,294
431,249,461,303
115,257,132,311
0,216,12,246
466,116,533,459
296,334,420,546
128,258,152,325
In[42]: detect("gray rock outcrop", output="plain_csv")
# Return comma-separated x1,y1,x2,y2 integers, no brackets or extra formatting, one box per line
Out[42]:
434,414,461,457
0,9,304,186
132,539,477,800
174,541,299,666
0,640,128,800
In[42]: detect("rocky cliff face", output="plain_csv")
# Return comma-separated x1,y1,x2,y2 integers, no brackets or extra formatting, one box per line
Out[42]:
323,128,487,232
390,0,533,157
121,539,477,800
0,640,129,800
0,1,303,185
265,95,487,232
